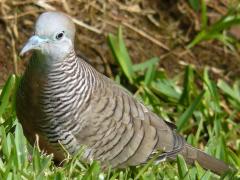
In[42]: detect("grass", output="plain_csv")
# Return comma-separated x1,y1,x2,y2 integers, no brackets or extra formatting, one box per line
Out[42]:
1,25,240,180
0,28,239,180
188,0,240,49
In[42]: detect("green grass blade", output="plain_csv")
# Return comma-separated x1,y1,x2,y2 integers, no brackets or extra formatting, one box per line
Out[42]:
144,62,157,86
177,155,190,180
132,57,159,72
218,80,240,104
0,75,16,118
108,27,135,83
188,5,240,48
151,79,181,102
188,0,199,12
201,0,207,30
177,91,205,131
194,161,205,178
203,68,220,111
200,170,212,180
14,123,27,170
179,65,195,105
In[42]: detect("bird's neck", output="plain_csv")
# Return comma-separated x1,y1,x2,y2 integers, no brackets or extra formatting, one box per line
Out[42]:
26,49,100,92
29,49,76,70
27,49,76,76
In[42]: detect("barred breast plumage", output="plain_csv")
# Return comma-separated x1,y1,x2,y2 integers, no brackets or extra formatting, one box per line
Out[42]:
16,11,232,175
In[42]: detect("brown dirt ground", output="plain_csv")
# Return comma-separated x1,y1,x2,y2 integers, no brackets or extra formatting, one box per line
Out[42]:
0,0,240,86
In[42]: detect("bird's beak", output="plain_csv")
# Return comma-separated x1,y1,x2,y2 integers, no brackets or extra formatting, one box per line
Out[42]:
20,35,48,56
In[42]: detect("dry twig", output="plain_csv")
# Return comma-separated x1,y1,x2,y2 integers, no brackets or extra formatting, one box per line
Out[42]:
122,21,170,51
105,18,170,51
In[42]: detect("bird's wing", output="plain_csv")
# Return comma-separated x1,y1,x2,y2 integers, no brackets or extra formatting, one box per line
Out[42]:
74,76,185,168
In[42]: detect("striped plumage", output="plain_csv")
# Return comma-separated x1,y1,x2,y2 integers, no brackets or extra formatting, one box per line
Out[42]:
16,11,233,175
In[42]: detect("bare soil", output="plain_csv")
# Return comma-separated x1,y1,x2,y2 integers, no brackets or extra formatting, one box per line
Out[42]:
0,0,239,86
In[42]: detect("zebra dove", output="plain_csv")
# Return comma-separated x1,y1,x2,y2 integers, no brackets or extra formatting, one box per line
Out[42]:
16,11,232,175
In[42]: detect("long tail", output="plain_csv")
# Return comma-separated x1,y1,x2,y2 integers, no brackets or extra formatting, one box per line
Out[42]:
179,144,233,175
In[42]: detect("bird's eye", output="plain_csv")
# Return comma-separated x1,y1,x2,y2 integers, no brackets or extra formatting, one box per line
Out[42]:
55,31,65,40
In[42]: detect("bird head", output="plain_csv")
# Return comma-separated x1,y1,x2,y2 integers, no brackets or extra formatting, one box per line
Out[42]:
20,11,76,60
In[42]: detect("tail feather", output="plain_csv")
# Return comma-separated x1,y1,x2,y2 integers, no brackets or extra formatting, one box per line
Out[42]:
179,144,233,175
